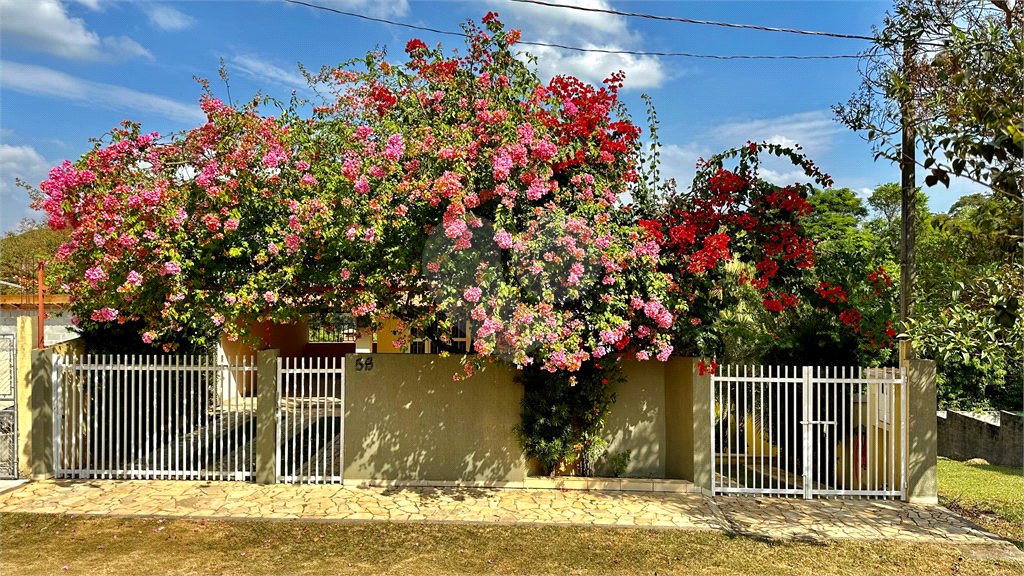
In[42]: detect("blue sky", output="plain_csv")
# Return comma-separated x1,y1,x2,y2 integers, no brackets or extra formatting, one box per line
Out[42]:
0,0,986,232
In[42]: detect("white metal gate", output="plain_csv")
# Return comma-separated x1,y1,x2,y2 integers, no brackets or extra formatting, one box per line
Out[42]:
711,365,906,499
0,334,16,479
53,354,257,480
276,357,345,484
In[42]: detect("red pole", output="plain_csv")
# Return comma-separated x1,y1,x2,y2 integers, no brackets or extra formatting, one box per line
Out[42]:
37,261,46,349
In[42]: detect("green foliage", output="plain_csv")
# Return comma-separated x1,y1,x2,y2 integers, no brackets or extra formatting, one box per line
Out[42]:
835,0,1022,213
604,449,632,478
513,360,624,477
0,219,68,294
718,185,897,367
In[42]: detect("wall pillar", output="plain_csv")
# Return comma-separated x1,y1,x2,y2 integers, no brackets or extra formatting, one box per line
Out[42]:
255,348,279,485
664,357,712,494
16,316,37,478
905,358,937,504
30,347,54,480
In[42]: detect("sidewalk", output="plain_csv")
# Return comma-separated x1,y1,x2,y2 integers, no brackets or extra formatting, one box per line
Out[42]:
0,479,1013,550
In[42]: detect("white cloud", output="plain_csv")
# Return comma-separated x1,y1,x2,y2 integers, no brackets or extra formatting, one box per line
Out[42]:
230,54,308,91
494,0,667,90
318,0,409,18
0,0,151,61
142,3,195,31
657,142,711,191
712,110,846,156
2,61,207,125
0,144,51,231
525,44,666,90
496,0,632,39
759,167,817,187
102,35,154,61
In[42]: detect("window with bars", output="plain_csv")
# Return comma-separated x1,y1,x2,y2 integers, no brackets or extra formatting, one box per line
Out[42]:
409,319,471,354
308,313,358,343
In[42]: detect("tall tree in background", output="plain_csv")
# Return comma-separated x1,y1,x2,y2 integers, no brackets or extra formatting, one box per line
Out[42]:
0,219,68,295
836,0,1022,208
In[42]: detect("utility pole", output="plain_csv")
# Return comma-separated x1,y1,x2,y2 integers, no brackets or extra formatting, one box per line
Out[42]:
899,39,916,357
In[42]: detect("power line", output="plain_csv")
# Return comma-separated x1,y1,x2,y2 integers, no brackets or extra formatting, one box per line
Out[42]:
282,0,860,59
509,0,876,41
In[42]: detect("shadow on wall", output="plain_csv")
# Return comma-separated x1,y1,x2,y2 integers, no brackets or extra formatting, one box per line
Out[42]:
343,354,527,484
600,361,666,478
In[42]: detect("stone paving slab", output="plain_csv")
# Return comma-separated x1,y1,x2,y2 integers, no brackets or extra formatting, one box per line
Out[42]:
0,479,1013,551
712,496,1005,544
0,480,719,530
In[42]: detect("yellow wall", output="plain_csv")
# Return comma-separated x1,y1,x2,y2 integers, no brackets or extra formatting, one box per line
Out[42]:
341,354,696,483
601,360,666,478
374,318,405,354
343,354,526,483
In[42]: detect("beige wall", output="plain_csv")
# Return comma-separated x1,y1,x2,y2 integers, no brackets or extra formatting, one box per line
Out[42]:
15,317,36,477
341,354,696,483
600,360,666,478
343,354,527,483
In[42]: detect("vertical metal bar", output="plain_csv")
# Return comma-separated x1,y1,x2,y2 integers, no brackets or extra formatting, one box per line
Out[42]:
727,365,733,490
321,357,328,482
329,357,336,483
314,356,321,482
207,354,216,479
742,364,748,489
782,366,788,491
713,366,719,493
832,366,837,492
276,357,282,484
204,354,210,479
304,357,310,484
758,365,763,490
866,367,873,496
802,366,811,499
890,367,896,497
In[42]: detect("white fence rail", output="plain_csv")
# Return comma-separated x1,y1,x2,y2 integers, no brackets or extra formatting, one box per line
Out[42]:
276,357,345,484
712,365,906,500
53,354,257,481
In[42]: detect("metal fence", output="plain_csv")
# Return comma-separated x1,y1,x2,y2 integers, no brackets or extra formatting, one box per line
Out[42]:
53,354,257,481
712,365,906,500
277,357,345,484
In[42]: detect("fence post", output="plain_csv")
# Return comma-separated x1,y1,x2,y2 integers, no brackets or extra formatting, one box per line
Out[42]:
691,358,712,494
255,348,279,485
905,358,937,504
663,357,711,494
30,347,54,480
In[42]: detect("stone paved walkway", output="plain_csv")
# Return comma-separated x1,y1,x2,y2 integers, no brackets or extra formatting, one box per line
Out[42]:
0,479,1012,549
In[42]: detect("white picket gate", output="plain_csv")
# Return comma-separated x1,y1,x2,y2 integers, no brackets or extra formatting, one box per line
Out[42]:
276,357,345,484
711,365,906,499
53,354,257,480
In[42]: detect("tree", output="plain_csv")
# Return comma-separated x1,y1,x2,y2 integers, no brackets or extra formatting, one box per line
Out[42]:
0,219,68,295
835,0,1023,209
33,14,671,371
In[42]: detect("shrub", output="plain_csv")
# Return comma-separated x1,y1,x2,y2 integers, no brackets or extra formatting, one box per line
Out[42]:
513,360,624,476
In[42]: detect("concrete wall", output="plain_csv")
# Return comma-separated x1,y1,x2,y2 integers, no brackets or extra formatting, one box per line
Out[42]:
938,410,1023,469
0,309,76,346
343,354,526,484
341,354,696,484
600,360,666,478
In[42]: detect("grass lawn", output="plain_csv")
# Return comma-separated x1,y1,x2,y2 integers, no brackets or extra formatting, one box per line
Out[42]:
938,457,1024,549
1,512,1020,576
